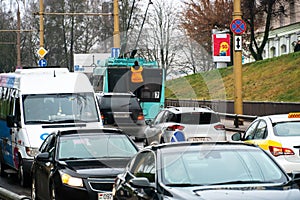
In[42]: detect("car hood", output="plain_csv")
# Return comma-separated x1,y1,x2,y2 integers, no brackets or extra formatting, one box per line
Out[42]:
164,184,300,199
61,158,130,176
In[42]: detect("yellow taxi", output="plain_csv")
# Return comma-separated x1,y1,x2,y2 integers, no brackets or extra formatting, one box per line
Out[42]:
232,113,300,174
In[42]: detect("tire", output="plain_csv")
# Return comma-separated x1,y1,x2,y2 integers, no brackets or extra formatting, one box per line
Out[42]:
0,148,7,177
50,182,56,200
31,177,39,200
18,158,30,187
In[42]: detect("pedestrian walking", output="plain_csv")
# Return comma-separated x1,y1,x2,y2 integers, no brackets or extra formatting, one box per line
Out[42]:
294,40,300,52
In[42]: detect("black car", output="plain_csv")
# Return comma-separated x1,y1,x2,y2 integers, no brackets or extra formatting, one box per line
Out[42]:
112,141,300,200
31,128,139,200
96,92,146,141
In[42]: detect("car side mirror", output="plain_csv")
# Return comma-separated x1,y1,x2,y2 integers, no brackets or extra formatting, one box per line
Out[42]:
36,152,52,162
129,177,153,188
6,115,18,128
145,120,152,126
231,132,242,141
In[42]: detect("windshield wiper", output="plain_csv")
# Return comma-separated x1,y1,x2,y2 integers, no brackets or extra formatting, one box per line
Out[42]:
25,120,53,124
51,119,89,123
165,183,202,187
208,180,273,185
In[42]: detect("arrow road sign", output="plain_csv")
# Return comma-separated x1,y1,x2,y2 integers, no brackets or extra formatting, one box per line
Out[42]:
235,36,242,51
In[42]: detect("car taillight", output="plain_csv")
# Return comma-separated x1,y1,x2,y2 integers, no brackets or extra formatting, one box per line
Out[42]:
269,146,295,157
166,125,185,131
137,113,144,120
214,124,225,130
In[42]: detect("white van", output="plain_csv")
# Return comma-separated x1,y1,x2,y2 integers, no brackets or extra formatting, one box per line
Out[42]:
0,67,102,186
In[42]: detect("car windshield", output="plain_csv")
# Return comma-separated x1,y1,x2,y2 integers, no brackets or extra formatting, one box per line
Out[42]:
58,134,137,160
160,145,287,186
274,121,300,136
168,112,220,124
23,93,99,124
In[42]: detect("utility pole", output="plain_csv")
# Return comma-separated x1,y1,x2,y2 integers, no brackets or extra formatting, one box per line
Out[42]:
113,0,120,48
233,0,243,115
39,0,44,48
16,1,21,69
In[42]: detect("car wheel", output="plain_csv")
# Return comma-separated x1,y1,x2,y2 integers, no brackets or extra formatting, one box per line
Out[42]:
31,177,39,200
0,148,7,177
18,158,30,187
160,136,165,144
50,183,56,200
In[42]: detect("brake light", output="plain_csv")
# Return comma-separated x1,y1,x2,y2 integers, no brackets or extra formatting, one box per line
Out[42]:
214,124,225,130
269,146,295,157
137,113,144,120
101,113,105,120
166,125,185,131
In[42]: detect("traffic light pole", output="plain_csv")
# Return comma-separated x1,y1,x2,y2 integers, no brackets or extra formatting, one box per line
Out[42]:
233,0,243,115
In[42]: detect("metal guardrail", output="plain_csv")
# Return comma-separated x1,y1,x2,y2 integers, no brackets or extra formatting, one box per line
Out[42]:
0,187,30,200
217,112,257,128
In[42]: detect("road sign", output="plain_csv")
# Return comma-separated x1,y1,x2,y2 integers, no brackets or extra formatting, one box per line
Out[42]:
230,19,247,35
111,48,120,58
37,47,48,58
38,59,47,67
235,36,242,51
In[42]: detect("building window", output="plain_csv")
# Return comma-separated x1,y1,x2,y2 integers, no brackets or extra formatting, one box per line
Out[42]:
281,44,287,54
270,47,276,57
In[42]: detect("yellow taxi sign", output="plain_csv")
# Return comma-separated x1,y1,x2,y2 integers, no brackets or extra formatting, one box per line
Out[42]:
288,112,300,118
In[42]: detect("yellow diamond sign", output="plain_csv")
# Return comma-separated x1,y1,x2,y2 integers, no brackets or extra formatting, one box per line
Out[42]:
37,47,48,58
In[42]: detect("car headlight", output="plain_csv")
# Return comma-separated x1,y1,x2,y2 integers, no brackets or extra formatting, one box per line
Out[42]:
59,171,83,187
26,147,39,157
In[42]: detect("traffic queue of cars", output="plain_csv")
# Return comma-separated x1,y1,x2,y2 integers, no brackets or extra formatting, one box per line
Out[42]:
28,92,300,200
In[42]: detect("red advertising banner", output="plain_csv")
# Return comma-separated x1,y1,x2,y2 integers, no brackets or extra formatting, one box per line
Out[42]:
212,34,231,62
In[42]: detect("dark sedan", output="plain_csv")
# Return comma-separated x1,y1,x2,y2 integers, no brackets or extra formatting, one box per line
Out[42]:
31,128,139,200
112,141,300,200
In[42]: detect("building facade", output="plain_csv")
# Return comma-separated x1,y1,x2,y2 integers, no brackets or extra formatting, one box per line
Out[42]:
244,0,300,63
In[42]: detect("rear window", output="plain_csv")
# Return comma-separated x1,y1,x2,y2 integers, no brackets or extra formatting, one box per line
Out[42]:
100,95,141,111
168,112,220,125
274,121,300,136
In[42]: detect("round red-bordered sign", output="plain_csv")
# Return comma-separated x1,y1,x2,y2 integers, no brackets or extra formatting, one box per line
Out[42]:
230,19,247,35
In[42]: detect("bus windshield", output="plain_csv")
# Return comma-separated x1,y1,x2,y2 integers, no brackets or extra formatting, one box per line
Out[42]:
23,93,99,124
107,68,163,102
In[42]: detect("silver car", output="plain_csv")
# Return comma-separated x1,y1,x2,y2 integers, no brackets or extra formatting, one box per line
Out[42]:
144,106,226,145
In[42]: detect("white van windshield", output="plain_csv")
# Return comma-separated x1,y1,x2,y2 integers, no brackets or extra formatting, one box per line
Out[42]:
23,93,99,124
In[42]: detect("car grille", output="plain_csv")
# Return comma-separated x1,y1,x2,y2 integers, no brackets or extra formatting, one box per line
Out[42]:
88,178,115,192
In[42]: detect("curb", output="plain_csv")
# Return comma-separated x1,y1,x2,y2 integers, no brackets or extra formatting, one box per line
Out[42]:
0,187,30,200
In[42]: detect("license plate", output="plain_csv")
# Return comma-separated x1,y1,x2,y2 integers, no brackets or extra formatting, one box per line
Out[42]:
114,113,129,118
98,192,112,200
189,137,210,141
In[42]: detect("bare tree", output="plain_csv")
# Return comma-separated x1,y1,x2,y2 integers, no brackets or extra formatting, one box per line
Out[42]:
242,0,286,61
181,0,233,55
135,0,181,76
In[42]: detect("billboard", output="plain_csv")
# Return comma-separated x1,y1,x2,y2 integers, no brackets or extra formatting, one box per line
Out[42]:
212,34,231,62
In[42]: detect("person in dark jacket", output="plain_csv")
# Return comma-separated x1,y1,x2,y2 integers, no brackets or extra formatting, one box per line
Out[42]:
294,40,300,52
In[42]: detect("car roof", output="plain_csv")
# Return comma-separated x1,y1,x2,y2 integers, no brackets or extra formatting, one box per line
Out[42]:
258,113,300,123
164,106,214,114
56,128,126,136
144,141,258,151
96,92,136,97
